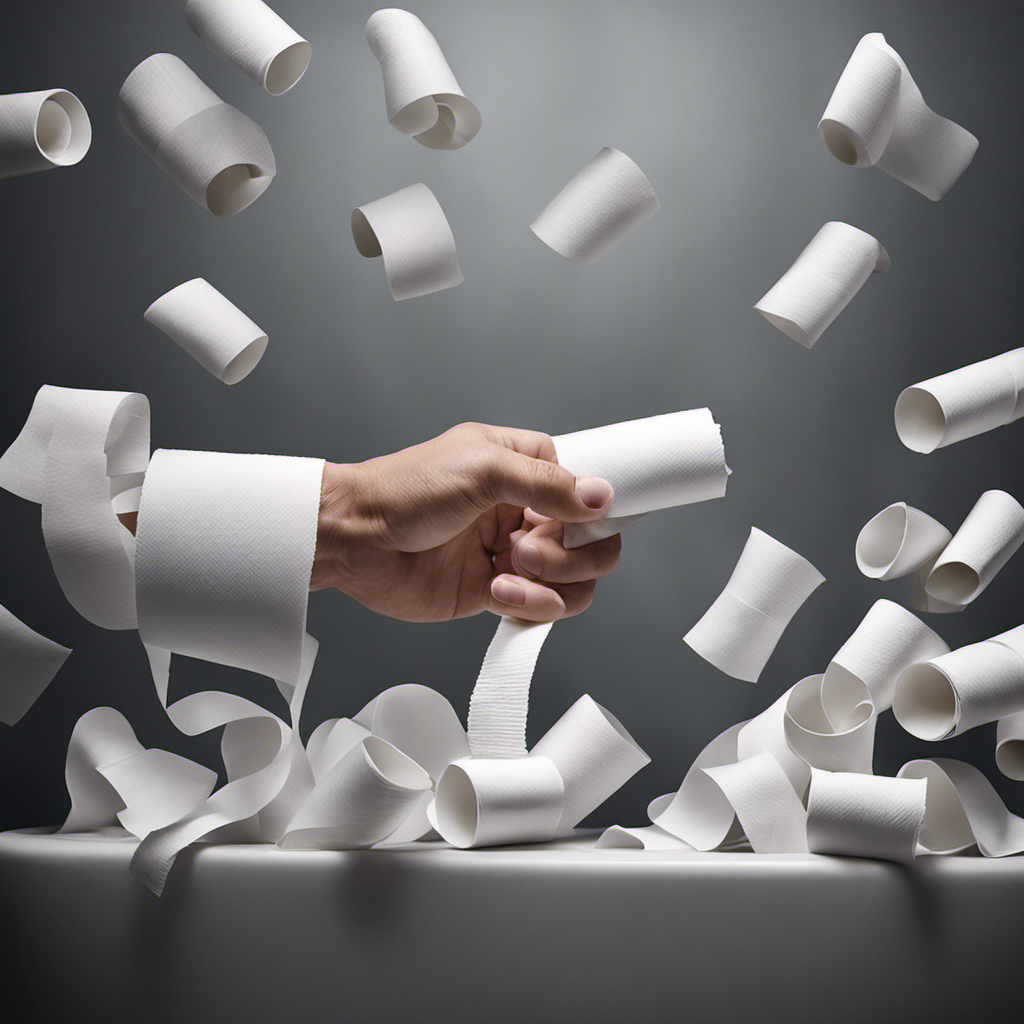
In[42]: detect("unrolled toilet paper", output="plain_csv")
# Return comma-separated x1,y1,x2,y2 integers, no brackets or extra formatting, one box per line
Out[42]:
0,599,71,726
0,89,92,178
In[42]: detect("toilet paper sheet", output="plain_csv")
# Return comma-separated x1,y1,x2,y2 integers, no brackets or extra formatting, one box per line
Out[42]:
0,599,71,726
855,501,952,580
0,89,92,178
995,710,1024,781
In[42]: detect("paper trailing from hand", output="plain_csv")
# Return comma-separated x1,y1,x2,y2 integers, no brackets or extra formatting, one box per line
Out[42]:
0,89,91,178
0,600,71,725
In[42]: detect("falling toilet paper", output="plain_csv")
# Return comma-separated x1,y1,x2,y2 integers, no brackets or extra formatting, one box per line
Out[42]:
0,89,92,178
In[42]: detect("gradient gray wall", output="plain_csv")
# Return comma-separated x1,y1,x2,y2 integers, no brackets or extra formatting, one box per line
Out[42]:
3,0,1023,830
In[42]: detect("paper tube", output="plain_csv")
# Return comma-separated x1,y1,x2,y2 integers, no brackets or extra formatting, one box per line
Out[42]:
0,89,92,178
0,600,71,725
784,674,877,776
995,711,1024,781
855,502,952,580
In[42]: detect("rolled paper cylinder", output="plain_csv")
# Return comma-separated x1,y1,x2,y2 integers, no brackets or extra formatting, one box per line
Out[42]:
754,222,889,348
922,490,1024,608
855,501,951,580
364,8,480,149
144,278,269,384
898,758,1024,857
433,755,564,848
819,32,978,200
908,561,961,615
783,675,877,775
185,0,311,95
0,89,92,178
894,347,1024,453
0,600,71,726
530,148,659,265
995,711,1024,781
117,53,276,217
531,694,650,831
352,183,463,301
684,527,825,682
552,409,729,550
806,768,926,863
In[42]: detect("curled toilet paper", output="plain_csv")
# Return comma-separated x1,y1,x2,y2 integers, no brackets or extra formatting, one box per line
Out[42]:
754,222,889,348
0,600,71,725
819,33,978,200
117,53,276,217
684,527,825,682
855,502,952,580
995,711,1024,780
530,147,659,264
784,674,876,776
144,278,269,383
352,184,463,301
894,347,1024,452
0,89,92,178
552,409,729,549
595,824,695,850
365,8,480,149
186,0,311,95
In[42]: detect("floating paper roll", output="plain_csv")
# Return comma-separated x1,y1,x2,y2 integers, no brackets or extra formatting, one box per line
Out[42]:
855,502,952,580
530,147,659,265
806,769,926,863
186,0,311,95
784,674,876,776
0,600,71,726
552,409,729,549
819,33,978,200
995,711,1024,781
352,184,463,301
754,222,889,348
894,347,1024,453
144,278,269,384
365,8,480,149
684,527,825,682
117,53,276,217
0,89,92,178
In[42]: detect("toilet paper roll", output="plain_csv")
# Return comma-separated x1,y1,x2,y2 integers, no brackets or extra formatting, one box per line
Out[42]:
898,758,1024,857
0,600,71,726
754,222,890,348
144,278,269,384
819,33,978,200
806,768,926,863
784,674,877,776
432,755,565,848
684,527,825,682
894,347,1024,453
552,409,729,549
186,0,311,95
0,89,92,178
855,502,952,580
530,147,660,265
117,53,276,217
531,694,650,831
365,8,480,149
352,183,463,301
995,711,1024,781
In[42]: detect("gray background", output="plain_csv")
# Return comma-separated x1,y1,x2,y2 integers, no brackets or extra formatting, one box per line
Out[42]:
2,0,1022,831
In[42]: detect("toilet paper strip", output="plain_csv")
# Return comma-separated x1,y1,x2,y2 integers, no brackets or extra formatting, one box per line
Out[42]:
0,89,92,178
552,409,729,549
144,278,269,384
819,33,978,200
684,527,825,682
754,221,889,348
352,184,463,301
186,0,311,95
855,502,952,580
365,8,480,149
784,674,877,776
117,53,276,217
806,769,926,863
995,711,1024,781
595,824,695,850
530,147,660,265
0,600,71,726
894,347,1024,453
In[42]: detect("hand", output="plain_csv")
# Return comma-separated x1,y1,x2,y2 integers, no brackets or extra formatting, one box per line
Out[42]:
311,422,621,622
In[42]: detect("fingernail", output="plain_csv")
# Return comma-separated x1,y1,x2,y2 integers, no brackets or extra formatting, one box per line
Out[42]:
515,542,543,578
576,476,614,510
491,575,526,606
509,529,528,546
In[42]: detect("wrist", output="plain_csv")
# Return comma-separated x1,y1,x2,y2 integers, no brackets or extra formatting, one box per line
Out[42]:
312,461,376,590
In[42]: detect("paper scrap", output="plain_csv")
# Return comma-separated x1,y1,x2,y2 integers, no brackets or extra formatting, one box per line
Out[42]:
0,89,92,178
0,600,71,726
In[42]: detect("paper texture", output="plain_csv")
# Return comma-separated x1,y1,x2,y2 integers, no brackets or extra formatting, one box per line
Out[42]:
365,8,480,149
117,53,276,216
0,600,71,725
819,33,978,200
0,89,92,178
530,147,659,264
995,710,1024,780
144,277,269,384
186,0,311,95
855,502,952,580
352,183,463,301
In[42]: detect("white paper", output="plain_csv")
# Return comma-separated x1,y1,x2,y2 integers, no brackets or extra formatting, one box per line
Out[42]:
352,183,463,301
117,53,276,217
530,147,659,265
855,501,951,580
365,8,480,149
684,527,825,682
0,89,92,178
595,824,695,850
784,674,877,776
995,711,1024,781
754,222,889,348
0,600,71,725
819,33,978,200
186,0,311,95
144,278,269,384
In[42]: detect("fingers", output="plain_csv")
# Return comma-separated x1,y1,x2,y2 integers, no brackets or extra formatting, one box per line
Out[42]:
488,574,597,621
511,524,621,584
